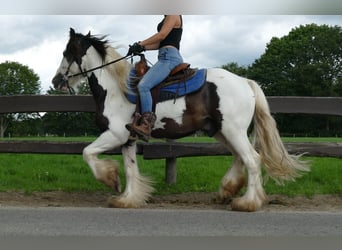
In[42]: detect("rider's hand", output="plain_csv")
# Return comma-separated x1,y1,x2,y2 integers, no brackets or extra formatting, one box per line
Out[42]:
126,42,145,56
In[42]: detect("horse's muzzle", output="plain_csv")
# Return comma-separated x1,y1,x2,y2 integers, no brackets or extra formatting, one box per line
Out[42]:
52,73,69,91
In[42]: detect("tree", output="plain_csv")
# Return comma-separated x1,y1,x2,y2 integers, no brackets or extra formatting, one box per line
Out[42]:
222,62,248,77
248,24,342,96
247,24,342,136
0,61,41,137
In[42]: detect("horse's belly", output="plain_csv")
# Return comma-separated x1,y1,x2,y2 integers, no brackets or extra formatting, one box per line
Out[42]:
152,97,194,139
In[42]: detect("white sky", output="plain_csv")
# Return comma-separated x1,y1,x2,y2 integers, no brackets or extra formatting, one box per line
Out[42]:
0,14,341,93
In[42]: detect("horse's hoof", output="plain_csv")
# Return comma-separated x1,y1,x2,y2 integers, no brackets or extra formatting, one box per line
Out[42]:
107,197,139,208
213,194,232,204
218,176,246,203
231,197,263,212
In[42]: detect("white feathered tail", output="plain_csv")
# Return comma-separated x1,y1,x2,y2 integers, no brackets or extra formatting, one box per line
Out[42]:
248,80,310,184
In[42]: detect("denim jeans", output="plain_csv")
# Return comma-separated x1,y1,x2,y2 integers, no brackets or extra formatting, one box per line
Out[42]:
136,47,183,113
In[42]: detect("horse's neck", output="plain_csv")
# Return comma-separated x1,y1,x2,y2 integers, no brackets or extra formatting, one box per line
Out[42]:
85,47,124,96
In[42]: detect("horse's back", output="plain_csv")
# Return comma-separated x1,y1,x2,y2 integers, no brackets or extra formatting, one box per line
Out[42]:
207,68,254,98
207,68,255,118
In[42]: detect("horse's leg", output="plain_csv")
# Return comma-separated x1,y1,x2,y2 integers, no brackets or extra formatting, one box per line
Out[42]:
221,131,267,212
217,157,246,203
214,133,246,203
82,130,122,192
108,141,154,208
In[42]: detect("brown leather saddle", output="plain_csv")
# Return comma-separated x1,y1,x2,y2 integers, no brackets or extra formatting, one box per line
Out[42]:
133,54,197,88
130,54,198,113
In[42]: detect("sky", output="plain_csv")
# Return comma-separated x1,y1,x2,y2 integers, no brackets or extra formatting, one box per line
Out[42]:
0,14,341,93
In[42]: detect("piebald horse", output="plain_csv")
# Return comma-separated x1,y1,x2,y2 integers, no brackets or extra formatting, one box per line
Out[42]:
52,28,309,212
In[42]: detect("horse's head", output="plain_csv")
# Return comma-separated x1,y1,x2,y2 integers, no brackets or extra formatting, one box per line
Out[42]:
53,28,130,95
52,28,102,93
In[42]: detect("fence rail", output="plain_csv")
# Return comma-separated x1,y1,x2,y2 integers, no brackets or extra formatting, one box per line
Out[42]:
1,140,341,159
0,95,341,183
1,95,342,115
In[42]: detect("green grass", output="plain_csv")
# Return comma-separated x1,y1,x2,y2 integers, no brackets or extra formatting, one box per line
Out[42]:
0,136,95,142
0,154,106,193
0,152,341,197
264,157,342,197
0,136,341,196
281,137,342,143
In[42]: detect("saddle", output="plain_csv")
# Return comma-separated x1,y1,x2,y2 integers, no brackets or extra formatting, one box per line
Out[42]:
133,54,197,89
127,54,206,112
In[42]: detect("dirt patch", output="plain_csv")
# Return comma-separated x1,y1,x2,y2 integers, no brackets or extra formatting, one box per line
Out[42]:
0,191,341,212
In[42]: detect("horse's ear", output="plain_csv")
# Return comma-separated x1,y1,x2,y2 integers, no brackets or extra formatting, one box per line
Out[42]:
70,27,76,38
87,31,91,37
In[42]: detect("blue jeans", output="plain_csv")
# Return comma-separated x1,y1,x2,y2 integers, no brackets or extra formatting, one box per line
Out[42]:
135,47,183,113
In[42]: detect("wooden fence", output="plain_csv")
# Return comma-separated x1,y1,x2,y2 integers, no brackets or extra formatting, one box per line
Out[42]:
0,95,341,184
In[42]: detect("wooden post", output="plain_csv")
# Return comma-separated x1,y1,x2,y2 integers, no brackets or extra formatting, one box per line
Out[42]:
165,157,177,184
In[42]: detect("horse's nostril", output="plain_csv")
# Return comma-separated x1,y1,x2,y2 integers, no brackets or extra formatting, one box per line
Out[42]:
52,73,64,88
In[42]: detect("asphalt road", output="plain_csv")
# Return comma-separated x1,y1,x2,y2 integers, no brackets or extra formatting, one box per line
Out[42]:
0,206,341,237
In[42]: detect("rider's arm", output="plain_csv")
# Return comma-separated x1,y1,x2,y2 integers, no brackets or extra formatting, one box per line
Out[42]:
139,15,180,51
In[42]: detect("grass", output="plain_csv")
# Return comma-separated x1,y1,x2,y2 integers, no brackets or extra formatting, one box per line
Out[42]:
0,153,341,197
0,136,341,196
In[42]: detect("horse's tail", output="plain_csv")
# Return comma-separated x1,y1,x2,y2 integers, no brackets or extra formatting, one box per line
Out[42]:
248,80,310,184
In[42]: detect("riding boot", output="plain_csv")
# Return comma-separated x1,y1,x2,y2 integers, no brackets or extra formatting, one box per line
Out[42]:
125,112,142,140
131,112,156,142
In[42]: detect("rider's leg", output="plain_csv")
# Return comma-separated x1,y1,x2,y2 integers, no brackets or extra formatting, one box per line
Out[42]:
131,47,183,140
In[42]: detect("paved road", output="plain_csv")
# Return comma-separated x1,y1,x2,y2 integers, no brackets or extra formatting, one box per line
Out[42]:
0,206,341,236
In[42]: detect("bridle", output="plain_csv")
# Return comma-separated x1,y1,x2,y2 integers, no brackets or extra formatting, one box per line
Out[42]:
62,54,135,94
62,59,85,94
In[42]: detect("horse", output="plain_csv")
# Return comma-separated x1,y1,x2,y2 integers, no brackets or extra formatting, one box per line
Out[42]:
52,28,309,212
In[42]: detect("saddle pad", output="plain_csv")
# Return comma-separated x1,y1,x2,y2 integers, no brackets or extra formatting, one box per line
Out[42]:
126,68,206,104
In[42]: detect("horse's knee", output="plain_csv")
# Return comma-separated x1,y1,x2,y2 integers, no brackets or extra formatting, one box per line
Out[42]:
82,146,93,163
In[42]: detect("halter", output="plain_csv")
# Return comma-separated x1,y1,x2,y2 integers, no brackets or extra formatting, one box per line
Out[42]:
62,54,134,94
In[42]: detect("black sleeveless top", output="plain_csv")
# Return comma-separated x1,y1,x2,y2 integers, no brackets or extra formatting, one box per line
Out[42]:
157,15,183,50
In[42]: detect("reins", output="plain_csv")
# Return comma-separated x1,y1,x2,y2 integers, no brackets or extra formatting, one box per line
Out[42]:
63,53,150,95
66,54,134,79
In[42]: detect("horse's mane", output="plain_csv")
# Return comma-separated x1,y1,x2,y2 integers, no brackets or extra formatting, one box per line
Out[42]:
81,33,131,94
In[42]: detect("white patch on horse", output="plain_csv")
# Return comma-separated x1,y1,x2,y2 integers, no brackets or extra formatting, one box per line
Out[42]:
154,97,186,129
207,68,255,128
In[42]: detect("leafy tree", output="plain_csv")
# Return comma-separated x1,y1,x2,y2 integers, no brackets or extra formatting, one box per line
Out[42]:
222,62,248,77
248,24,341,96
0,61,41,137
247,24,342,136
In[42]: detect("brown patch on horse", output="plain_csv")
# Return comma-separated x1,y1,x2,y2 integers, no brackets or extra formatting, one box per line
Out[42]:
88,73,109,132
152,81,222,139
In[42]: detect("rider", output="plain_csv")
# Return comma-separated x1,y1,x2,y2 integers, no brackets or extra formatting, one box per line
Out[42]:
126,15,184,140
